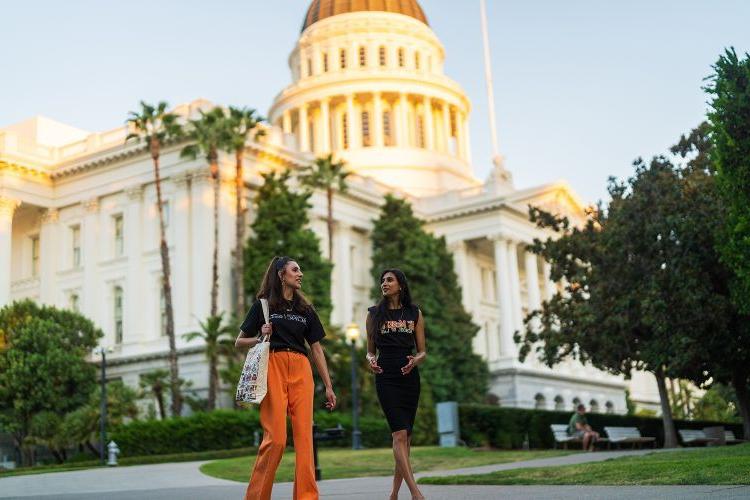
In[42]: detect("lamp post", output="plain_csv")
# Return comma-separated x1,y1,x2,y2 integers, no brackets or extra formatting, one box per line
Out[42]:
345,323,362,450
96,347,113,465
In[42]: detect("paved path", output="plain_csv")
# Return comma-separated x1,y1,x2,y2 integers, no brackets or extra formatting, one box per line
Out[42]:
1,448,748,499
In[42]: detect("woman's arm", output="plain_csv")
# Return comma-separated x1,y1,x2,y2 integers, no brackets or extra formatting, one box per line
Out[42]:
365,312,382,373
402,309,427,375
309,342,337,411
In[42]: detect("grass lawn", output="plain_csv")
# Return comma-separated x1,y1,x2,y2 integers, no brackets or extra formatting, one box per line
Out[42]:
419,444,750,486
200,447,574,483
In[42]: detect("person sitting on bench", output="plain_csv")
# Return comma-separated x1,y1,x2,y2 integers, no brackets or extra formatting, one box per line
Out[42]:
568,404,600,451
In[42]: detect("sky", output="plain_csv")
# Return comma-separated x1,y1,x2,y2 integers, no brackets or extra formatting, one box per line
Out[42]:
2,0,749,204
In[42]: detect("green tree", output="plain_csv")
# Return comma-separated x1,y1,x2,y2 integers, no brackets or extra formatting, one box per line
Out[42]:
706,48,750,315
224,106,265,315
0,315,98,465
298,154,350,261
181,107,228,318
693,384,740,423
139,369,170,419
182,313,236,411
370,195,489,404
244,170,333,321
127,101,184,416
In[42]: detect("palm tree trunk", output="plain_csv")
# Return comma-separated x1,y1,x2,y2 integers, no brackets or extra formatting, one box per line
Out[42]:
235,149,245,315
732,370,750,440
155,389,166,420
211,160,220,318
327,186,334,260
151,142,181,417
655,367,678,448
208,352,218,410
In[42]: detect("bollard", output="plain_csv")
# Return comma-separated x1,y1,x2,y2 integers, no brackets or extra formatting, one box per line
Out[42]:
107,441,120,466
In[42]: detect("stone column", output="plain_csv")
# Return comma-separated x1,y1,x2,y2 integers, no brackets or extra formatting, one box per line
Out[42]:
508,241,524,333
398,93,409,147
373,92,384,147
335,225,353,326
524,248,542,332
170,174,191,332
190,169,213,326
423,96,434,150
0,197,20,306
346,94,358,149
449,240,471,312
441,102,451,153
543,261,556,301
491,235,515,358
124,186,144,341
81,198,100,325
299,104,310,152
320,98,331,153
282,109,292,134
39,208,60,305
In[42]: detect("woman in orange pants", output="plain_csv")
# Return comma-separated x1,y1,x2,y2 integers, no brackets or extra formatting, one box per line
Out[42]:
236,256,337,500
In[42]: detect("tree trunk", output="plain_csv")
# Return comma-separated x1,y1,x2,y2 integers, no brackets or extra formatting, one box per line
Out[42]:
85,441,99,457
155,389,166,420
151,145,181,417
327,187,334,260
235,149,245,315
208,352,218,410
210,160,220,318
732,370,750,440
655,367,678,448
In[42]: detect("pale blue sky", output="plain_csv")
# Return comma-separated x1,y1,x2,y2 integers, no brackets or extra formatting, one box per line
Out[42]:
3,1,749,203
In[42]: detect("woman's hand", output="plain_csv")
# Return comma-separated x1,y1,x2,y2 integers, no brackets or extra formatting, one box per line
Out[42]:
324,386,337,411
260,323,272,337
366,353,383,374
401,352,426,375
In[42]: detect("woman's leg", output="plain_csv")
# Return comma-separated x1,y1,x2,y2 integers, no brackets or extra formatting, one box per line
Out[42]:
389,434,412,499
246,353,288,500
391,430,423,499
288,353,318,500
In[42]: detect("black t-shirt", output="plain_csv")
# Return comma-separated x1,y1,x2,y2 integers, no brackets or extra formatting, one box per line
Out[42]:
239,299,325,355
368,304,420,351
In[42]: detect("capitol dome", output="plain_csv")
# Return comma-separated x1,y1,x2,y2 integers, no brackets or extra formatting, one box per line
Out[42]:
301,0,428,32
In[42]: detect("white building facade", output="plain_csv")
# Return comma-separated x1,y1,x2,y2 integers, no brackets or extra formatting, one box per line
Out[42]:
0,0,660,414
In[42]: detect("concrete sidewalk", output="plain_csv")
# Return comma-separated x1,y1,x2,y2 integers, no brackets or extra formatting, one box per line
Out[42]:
1,447,747,499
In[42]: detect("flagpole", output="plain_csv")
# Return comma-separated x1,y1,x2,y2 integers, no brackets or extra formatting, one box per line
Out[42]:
480,0,502,166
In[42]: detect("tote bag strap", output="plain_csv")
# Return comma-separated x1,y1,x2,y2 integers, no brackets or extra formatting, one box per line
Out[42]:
259,298,270,342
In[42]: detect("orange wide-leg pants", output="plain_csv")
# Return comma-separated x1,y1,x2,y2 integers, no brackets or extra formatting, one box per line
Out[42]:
245,350,317,500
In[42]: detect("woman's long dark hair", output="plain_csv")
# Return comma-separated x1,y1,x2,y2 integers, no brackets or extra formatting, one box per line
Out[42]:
256,256,311,313
371,268,416,328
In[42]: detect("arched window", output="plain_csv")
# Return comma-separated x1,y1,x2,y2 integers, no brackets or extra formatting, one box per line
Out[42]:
114,286,123,344
307,58,313,77
322,52,329,73
361,111,371,147
572,397,582,410
379,46,386,66
534,393,546,410
589,399,599,413
605,401,614,414
554,395,564,411
340,48,347,69
415,52,421,70
398,47,405,67
359,46,366,67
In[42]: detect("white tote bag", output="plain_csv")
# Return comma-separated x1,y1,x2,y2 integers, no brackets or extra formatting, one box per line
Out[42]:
236,298,271,406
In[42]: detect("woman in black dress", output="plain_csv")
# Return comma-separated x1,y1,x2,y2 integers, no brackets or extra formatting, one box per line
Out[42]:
366,269,426,500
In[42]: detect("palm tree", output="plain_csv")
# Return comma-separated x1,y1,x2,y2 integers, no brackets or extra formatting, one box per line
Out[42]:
139,369,170,419
181,107,227,317
182,313,235,410
298,154,350,259
224,107,265,315
126,101,184,417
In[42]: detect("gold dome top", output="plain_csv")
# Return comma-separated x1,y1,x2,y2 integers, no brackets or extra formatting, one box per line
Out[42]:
302,0,428,32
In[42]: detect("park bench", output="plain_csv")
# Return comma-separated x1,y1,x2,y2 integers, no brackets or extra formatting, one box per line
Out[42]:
723,430,747,445
678,429,719,447
550,424,608,449
312,423,345,480
604,426,656,449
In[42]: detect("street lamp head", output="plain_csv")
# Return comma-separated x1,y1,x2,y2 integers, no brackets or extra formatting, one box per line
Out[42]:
345,323,360,343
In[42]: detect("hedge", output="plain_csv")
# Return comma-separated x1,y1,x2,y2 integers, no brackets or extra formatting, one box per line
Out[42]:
458,404,745,449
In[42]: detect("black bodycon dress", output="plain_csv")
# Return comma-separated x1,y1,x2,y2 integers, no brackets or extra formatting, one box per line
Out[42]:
370,305,421,435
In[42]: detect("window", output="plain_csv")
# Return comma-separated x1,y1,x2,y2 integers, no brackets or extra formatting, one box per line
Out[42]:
307,58,312,77
589,399,600,413
361,111,371,147
159,278,167,336
379,46,386,66
534,393,546,410
31,235,40,277
114,286,123,344
605,401,614,414
359,46,366,67
69,292,80,312
341,114,349,149
415,52,421,70
71,225,81,268
322,52,328,72
113,214,124,257
572,397,582,410
416,115,425,148
383,110,393,146
340,48,347,69
398,47,405,67
554,395,565,411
